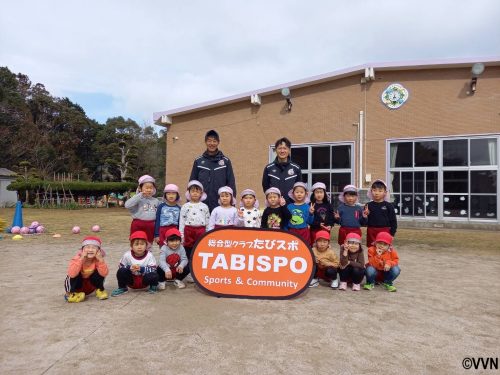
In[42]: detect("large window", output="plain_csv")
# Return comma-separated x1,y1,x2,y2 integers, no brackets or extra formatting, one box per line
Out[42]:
389,137,498,220
272,143,354,207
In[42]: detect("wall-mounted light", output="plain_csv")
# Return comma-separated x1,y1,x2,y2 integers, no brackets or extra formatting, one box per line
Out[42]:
173,136,179,142
281,87,292,112
469,63,485,95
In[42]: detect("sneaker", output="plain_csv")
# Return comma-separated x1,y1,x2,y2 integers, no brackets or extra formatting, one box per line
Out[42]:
363,283,374,290
95,289,108,300
158,281,166,290
382,283,397,292
174,279,186,289
338,281,347,290
352,283,361,291
330,279,339,289
184,273,195,283
309,278,319,288
66,292,85,303
111,287,128,297
148,285,158,294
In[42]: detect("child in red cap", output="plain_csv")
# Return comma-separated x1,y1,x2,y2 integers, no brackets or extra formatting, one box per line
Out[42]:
338,232,365,291
157,228,189,290
111,231,159,296
364,232,400,292
65,236,109,302
309,230,340,288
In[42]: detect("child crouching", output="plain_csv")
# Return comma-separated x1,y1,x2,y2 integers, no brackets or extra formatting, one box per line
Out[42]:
309,230,340,288
364,232,400,292
112,231,159,296
157,228,189,289
338,232,365,291
65,236,109,302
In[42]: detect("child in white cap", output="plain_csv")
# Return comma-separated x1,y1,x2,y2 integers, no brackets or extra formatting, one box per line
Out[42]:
261,187,291,229
238,188,262,228
154,183,181,247
334,185,367,245
309,182,335,246
208,186,240,231
287,182,314,244
179,180,210,282
64,236,109,302
124,174,160,245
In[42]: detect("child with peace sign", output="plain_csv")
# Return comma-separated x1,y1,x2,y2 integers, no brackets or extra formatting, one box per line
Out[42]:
309,182,335,246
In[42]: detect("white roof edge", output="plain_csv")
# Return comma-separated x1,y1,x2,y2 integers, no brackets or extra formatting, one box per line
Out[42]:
153,56,500,123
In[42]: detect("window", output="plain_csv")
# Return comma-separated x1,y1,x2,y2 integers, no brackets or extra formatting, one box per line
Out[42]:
282,143,354,207
389,137,498,221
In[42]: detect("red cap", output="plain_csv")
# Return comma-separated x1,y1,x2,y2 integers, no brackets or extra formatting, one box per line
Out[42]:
345,232,362,243
129,231,148,242
315,230,331,241
375,232,393,245
165,228,182,240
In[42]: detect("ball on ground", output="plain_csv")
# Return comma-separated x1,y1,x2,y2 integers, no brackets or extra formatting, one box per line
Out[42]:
91,225,100,232
72,226,80,234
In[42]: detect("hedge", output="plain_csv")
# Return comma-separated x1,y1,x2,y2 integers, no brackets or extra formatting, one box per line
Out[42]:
7,178,136,196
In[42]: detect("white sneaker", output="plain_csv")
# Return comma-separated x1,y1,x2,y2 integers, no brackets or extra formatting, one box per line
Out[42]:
174,279,186,289
309,278,319,288
158,281,166,290
330,278,339,289
184,273,195,283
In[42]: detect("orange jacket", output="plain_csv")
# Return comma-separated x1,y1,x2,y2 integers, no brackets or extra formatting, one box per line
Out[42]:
67,252,109,278
366,246,399,270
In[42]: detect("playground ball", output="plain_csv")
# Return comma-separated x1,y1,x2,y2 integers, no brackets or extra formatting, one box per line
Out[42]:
12,234,23,240
36,225,45,233
20,226,30,234
28,227,36,234
91,225,100,232
31,221,40,228
72,226,81,234
11,226,21,234
53,233,61,238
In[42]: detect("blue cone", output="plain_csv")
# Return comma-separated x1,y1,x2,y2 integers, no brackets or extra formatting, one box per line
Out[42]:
11,201,23,228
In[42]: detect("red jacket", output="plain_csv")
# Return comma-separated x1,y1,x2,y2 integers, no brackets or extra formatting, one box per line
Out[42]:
366,246,399,270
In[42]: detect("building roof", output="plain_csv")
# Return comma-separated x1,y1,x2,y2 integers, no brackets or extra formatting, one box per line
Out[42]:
153,56,500,124
0,168,17,177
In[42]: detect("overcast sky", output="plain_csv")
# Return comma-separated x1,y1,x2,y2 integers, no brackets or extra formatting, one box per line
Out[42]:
1,0,499,126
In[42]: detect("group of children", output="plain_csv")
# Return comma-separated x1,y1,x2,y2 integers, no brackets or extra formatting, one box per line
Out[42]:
64,175,401,302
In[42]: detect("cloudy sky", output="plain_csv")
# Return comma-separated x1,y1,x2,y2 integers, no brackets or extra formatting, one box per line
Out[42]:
1,0,499,126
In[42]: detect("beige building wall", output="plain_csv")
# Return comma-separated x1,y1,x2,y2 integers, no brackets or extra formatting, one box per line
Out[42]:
164,66,500,205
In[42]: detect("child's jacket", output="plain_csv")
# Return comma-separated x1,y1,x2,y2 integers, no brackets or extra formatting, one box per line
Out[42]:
367,246,399,270
312,247,340,269
67,252,109,279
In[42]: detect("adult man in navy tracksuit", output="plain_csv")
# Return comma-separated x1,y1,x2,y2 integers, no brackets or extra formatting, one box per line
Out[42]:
262,137,302,204
189,130,236,212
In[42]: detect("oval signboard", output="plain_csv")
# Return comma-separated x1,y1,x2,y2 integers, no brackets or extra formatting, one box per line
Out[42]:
191,227,315,299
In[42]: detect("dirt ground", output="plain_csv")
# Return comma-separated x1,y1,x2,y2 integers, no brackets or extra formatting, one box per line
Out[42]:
0,208,499,375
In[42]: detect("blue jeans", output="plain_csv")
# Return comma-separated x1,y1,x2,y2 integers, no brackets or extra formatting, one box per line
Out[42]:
365,265,400,284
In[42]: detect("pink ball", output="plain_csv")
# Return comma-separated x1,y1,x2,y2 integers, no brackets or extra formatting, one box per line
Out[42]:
36,225,45,233
91,225,100,232
20,226,30,234
72,226,81,234
31,221,40,228
11,226,21,234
